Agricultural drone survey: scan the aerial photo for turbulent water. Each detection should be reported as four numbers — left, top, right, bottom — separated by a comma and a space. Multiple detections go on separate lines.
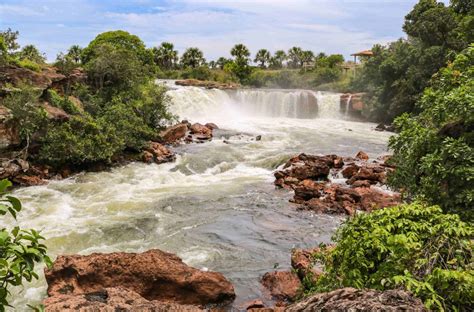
8, 82, 392, 310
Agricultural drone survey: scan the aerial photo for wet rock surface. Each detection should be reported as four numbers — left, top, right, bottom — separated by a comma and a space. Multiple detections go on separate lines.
274, 152, 400, 215
175, 79, 240, 90
44, 249, 235, 308
261, 271, 302, 303
285, 287, 427, 312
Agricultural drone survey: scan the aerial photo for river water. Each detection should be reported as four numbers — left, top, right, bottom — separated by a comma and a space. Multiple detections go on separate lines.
8, 83, 391, 310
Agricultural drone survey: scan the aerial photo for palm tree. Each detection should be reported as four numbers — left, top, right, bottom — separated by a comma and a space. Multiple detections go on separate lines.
254, 49, 271, 68
287, 46, 303, 68
19, 45, 46, 63
67, 45, 82, 64
216, 57, 230, 69
153, 42, 178, 70
301, 50, 315, 65
180, 47, 205, 68
230, 44, 250, 65
270, 50, 287, 68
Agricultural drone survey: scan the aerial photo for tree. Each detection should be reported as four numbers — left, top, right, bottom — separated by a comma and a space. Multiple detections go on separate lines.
0, 179, 51, 310
254, 49, 271, 68
85, 43, 145, 93
82, 30, 147, 64
0, 28, 19, 52
388, 45, 474, 221
0, 36, 7, 65
216, 57, 230, 69
180, 47, 205, 68
152, 42, 178, 70
3, 86, 47, 159
67, 45, 82, 64
230, 44, 250, 65
301, 50, 314, 65
270, 50, 287, 68
311, 203, 473, 311
288, 46, 303, 68
18, 45, 45, 64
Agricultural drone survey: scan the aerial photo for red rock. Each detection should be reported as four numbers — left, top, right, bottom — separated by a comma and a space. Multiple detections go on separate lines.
159, 123, 188, 143
355, 151, 369, 161
351, 180, 371, 188
141, 150, 154, 164
12, 174, 45, 186
341, 164, 359, 179
261, 271, 302, 302
355, 186, 401, 212
285, 287, 427, 311
144, 142, 176, 164
44, 249, 235, 306
205, 122, 219, 130
41, 102, 70, 121
333, 156, 344, 168
244, 299, 266, 310
290, 248, 323, 284
43, 287, 204, 312
190, 123, 212, 139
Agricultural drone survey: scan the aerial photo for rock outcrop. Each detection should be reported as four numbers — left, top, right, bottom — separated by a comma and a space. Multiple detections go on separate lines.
142, 142, 176, 164
261, 271, 302, 302
159, 123, 189, 143
0, 106, 19, 148
43, 287, 205, 312
175, 79, 239, 90
274, 152, 400, 215
340, 93, 365, 116
285, 288, 427, 312
44, 249, 235, 307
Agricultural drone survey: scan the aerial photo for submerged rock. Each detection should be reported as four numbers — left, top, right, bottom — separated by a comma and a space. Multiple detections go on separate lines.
285, 288, 427, 312
45, 249, 235, 306
43, 287, 205, 311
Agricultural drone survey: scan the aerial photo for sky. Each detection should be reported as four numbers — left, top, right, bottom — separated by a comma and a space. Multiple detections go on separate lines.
0, 0, 432, 62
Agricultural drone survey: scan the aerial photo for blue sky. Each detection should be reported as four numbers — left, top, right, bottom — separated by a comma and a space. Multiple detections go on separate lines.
1, 0, 434, 62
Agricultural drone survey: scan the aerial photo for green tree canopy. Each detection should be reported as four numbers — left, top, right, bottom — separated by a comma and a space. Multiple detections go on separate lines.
254, 49, 271, 68
180, 47, 205, 68
388, 44, 474, 220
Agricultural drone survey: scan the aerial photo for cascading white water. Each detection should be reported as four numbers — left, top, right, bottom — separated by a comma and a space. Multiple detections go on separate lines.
165, 85, 345, 123
345, 95, 352, 117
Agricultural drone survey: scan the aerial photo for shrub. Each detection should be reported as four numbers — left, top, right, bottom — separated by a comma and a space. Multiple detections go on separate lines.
12, 58, 41, 72
0, 179, 51, 310
45, 89, 79, 114
311, 203, 473, 311
388, 45, 474, 220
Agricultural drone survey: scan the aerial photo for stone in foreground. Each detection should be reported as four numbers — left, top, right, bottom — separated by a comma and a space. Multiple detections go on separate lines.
285, 287, 427, 312
44, 287, 204, 311
44, 249, 235, 306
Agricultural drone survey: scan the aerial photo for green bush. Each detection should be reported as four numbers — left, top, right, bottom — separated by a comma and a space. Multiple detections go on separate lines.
0, 179, 51, 310
45, 89, 79, 114
12, 58, 41, 72
389, 45, 474, 220
311, 202, 473, 311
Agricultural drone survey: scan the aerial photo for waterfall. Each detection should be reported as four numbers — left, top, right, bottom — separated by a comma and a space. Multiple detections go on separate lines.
345, 95, 352, 116
164, 83, 344, 122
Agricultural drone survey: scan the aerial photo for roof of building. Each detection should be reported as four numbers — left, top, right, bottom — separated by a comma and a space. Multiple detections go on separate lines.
350, 50, 374, 57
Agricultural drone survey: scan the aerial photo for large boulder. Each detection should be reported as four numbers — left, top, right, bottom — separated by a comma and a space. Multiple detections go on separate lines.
190, 122, 212, 140
159, 123, 189, 143
285, 288, 427, 311
44, 249, 235, 306
41, 102, 70, 121
43, 287, 204, 312
261, 271, 302, 302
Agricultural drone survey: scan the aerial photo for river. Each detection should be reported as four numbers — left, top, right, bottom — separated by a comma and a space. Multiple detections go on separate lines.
9, 83, 392, 310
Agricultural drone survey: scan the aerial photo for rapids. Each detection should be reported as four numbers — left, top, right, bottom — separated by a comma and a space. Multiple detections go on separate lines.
7, 82, 392, 310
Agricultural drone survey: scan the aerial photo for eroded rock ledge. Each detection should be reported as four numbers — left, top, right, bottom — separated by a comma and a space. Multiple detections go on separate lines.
274, 152, 400, 215
43, 249, 235, 310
